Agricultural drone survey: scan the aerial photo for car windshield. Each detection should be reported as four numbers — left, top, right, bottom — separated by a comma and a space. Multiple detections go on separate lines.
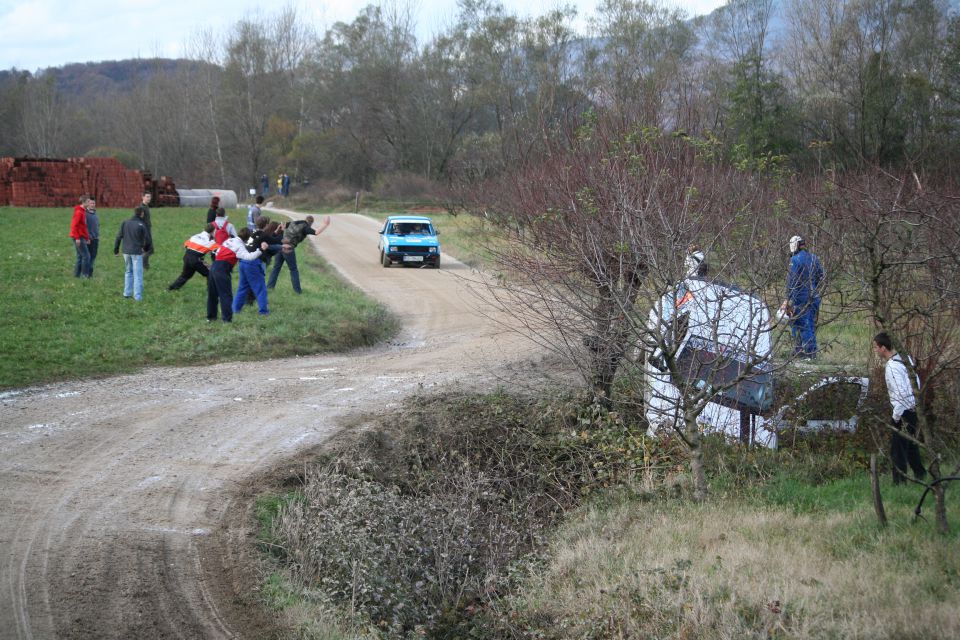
390, 222, 431, 235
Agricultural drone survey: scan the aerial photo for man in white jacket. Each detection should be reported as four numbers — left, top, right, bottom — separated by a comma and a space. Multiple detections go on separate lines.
873, 332, 927, 484
207, 228, 266, 323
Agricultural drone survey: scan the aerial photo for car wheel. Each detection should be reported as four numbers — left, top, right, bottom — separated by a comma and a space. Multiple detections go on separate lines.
433, 257, 441, 269
381, 250, 391, 267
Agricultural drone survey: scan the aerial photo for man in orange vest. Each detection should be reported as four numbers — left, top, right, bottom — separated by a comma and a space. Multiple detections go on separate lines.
168, 223, 219, 291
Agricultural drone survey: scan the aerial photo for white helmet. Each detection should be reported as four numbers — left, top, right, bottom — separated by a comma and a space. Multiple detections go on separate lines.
685, 250, 705, 277
789, 235, 803, 253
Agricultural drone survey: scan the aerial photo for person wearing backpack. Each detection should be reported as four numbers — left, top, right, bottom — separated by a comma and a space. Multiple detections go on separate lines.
212, 208, 237, 245
267, 215, 330, 294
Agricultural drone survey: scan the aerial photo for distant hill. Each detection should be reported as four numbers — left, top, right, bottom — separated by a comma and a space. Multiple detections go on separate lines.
0, 58, 215, 97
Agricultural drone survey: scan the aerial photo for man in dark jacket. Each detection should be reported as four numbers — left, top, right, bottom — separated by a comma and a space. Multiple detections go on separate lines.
267, 215, 330, 294
114, 207, 153, 301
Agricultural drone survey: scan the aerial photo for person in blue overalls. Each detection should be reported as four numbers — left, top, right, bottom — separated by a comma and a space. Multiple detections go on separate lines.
780, 235, 824, 358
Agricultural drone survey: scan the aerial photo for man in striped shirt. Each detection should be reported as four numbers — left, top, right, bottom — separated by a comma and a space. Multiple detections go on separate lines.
873, 332, 926, 484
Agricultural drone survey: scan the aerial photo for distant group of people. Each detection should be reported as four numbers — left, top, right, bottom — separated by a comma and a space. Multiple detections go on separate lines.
259, 172, 291, 197
67, 192, 329, 315
171, 195, 330, 322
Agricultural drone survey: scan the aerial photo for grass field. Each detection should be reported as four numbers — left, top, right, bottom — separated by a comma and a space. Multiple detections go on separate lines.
0, 206, 398, 390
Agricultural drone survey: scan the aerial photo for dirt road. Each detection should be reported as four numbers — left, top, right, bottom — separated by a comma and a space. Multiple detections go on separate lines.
0, 212, 547, 639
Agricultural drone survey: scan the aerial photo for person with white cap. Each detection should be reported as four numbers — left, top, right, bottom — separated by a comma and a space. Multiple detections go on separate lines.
780, 234, 824, 358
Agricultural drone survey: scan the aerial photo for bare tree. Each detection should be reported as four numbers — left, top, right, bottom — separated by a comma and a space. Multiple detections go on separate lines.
825, 168, 960, 532
469, 117, 797, 500
21, 74, 67, 157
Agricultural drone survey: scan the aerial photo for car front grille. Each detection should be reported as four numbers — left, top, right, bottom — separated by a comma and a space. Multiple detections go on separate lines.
394, 245, 433, 253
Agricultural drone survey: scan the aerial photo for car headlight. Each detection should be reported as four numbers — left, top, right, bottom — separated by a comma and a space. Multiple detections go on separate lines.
429, 247, 438, 253
387, 246, 394, 252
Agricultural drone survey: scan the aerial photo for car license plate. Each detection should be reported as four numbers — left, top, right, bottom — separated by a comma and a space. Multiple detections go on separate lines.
403, 256, 424, 262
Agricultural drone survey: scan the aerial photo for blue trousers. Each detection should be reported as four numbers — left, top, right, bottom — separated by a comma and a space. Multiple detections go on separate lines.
73, 240, 91, 278
207, 260, 234, 322
790, 299, 819, 355
233, 261, 269, 314
268, 248, 301, 293
122, 254, 143, 300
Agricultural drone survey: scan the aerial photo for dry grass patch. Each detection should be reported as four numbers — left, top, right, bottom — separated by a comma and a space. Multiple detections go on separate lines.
513, 497, 960, 639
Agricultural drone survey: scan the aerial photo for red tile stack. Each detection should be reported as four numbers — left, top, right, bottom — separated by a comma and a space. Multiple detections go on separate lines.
0, 157, 173, 208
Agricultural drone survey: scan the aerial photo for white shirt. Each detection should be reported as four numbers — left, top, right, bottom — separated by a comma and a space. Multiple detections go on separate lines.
884, 353, 918, 421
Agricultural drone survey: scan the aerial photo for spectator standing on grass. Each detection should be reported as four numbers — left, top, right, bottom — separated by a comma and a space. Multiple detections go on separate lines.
873, 332, 927, 484
113, 206, 152, 301
207, 227, 265, 323
206, 196, 221, 224
282, 172, 290, 196
85, 197, 100, 276
168, 223, 219, 291
261, 173, 269, 197
69, 195, 91, 278
780, 235, 824, 358
247, 195, 264, 231
268, 215, 330, 294
276, 174, 283, 196
138, 193, 154, 270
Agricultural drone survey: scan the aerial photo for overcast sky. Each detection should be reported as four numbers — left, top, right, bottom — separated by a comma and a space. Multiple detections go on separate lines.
1, 0, 726, 72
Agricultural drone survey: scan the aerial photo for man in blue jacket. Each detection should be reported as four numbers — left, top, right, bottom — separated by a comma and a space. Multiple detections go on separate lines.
780, 235, 824, 358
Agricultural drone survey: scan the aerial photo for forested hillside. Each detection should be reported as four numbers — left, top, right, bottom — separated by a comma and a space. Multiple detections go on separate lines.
1, 0, 958, 193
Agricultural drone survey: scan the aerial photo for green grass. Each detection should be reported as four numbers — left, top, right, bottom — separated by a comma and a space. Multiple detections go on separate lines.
0, 206, 399, 390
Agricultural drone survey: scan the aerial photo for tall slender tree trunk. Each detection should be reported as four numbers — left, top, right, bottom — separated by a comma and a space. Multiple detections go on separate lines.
686, 418, 708, 502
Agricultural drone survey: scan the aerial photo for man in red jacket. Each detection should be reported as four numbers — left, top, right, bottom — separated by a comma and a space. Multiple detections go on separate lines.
70, 195, 92, 278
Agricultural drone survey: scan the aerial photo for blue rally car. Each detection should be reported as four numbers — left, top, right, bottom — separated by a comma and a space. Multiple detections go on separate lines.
378, 215, 441, 268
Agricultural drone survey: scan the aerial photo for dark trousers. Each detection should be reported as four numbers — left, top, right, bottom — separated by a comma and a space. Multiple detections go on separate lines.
207, 260, 234, 322
891, 409, 926, 483
88, 238, 99, 275
142, 246, 153, 269
268, 248, 301, 293
169, 251, 210, 290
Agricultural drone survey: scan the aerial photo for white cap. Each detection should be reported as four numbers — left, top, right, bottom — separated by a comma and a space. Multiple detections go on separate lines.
789, 235, 803, 253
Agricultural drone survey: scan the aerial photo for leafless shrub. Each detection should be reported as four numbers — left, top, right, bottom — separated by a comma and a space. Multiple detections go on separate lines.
270, 393, 596, 635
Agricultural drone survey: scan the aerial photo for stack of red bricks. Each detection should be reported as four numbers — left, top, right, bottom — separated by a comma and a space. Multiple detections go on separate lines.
77, 157, 146, 208
0, 157, 148, 208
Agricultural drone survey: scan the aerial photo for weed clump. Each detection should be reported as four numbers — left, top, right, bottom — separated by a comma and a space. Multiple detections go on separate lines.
271, 392, 592, 635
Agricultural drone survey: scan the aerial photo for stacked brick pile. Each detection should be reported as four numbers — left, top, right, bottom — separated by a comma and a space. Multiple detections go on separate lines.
75, 157, 147, 207
0, 157, 168, 208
